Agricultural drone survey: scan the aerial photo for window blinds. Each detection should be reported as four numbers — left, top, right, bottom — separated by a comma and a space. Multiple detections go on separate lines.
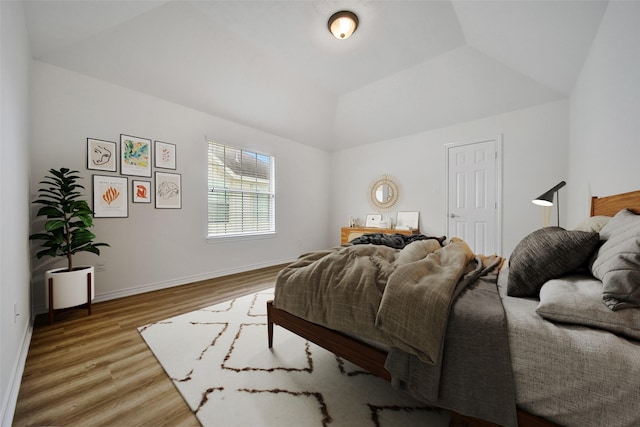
207, 142, 275, 237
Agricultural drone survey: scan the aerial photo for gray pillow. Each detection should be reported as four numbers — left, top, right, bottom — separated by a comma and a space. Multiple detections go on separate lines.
591, 208, 640, 310
537, 275, 640, 340
507, 227, 599, 297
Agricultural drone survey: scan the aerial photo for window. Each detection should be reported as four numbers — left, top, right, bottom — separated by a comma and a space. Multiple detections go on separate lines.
207, 142, 275, 237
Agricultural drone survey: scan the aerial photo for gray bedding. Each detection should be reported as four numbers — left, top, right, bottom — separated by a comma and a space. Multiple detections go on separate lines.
274, 239, 515, 424
274, 238, 479, 363
273, 236, 640, 427
499, 267, 640, 427
386, 261, 517, 427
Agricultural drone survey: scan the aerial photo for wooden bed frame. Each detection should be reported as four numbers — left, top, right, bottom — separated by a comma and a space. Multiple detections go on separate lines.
267, 189, 640, 427
591, 189, 640, 216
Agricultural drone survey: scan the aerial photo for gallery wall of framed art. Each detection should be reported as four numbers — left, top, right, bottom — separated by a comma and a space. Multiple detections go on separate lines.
86, 134, 182, 217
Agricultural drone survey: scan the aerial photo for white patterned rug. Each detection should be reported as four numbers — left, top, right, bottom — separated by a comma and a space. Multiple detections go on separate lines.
138, 289, 451, 426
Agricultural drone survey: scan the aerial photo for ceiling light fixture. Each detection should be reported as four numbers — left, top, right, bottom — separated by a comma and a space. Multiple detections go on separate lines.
328, 11, 359, 40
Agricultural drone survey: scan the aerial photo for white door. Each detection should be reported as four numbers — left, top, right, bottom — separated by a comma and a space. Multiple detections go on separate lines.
445, 137, 502, 255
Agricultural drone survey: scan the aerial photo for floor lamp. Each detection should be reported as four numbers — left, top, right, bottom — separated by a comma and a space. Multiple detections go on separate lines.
532, 181, 566, 226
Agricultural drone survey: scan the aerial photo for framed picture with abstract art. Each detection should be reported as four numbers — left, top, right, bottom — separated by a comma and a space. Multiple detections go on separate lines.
132, 180, 151, 203
93, 175, 128, 218
120, 134, 151, 177
87, 138, 117, 172
155, 172, 181, 209
154, 141, 176, 170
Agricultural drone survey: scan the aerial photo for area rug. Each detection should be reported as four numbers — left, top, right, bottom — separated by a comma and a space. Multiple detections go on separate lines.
138, 288, 451, 426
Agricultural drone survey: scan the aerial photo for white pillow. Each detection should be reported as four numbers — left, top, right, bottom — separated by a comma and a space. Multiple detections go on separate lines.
573, 215, 611, 233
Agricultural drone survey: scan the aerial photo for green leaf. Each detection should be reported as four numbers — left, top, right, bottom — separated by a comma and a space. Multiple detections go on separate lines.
35, 248, 58, 259
83, 246, 101, 256
72, 230, 96, 245
29, 233, 52, 241
44, 220, 66, 231
36, 206, 64, 218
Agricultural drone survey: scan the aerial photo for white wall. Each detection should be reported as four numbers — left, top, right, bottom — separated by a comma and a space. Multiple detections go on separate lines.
331, 0, 640, 257
29, 62, 331, 312
1, 1, 32, 425
568, 1, 640, 226
330, 99, 569, 257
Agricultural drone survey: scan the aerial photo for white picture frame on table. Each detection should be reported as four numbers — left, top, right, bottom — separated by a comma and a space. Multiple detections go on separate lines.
396, 211, 419, 230
365, 214, 382, 227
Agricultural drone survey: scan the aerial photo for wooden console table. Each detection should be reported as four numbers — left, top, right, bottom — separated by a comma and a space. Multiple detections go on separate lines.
341, 227, 420, 245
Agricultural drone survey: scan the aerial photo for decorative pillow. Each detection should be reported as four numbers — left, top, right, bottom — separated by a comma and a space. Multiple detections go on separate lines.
573, 215, 611, 233
537, 275, 640, 341
507, 227, 599, 297
590, 209, 640, 310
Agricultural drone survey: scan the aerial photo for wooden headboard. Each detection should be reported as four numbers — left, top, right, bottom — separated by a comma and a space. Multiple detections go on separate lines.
591, 189, 640, 216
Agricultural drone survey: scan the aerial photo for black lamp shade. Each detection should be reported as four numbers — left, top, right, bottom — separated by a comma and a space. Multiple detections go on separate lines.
532, 181, 566, 206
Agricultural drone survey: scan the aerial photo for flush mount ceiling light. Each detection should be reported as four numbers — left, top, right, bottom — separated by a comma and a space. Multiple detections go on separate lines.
328, 11, 359, 40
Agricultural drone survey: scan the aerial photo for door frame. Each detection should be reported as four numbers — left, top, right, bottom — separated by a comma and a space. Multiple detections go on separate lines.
444, 135, 503, 255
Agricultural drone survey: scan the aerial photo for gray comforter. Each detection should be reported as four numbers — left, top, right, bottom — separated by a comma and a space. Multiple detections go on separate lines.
275, 238, 478, 364
273, 238, 516, 425
386, 261, 518, 427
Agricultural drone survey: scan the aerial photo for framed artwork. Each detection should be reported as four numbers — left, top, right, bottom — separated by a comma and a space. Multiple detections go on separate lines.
87, 138, 117, 172
132, 180, 152, 203
120, 134, 152, 177
155, 172, 181, 209
365, 214, 382, 227
93, 175, 128, 218
154, 141, 176, 170
396, 211, 419, 230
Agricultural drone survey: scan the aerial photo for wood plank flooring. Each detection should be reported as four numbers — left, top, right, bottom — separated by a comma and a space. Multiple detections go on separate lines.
13, 265, 284, 426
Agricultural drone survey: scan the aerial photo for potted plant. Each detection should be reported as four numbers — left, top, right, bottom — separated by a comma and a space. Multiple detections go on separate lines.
29, 167, 109, 322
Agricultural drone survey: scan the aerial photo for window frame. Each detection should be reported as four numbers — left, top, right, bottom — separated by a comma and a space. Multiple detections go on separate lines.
207, 141, 276, 239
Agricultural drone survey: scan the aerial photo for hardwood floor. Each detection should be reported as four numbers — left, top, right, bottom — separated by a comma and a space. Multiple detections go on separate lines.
13, 265, 283, 426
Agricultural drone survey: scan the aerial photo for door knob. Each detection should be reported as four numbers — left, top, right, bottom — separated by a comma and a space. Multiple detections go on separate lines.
449, 213, 459, 218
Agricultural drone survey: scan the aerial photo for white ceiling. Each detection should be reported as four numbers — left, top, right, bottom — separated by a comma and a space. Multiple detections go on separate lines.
22, 0, 608, 151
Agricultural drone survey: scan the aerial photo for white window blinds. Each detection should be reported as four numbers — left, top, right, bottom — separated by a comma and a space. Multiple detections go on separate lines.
207, 142, 275, 237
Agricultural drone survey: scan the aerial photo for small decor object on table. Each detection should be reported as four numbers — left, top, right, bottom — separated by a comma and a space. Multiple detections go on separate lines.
365, 214, 382, 227
120, 134, 152, 177
155, 171, 181, 209
93, 175, 128, 218
29, 168, 110, 324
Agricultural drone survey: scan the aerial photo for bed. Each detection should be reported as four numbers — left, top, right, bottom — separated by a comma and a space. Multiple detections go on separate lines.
267, 190, 640, 427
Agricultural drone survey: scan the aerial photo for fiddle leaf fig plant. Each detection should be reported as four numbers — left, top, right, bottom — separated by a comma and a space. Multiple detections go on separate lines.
29, 168, 109, 272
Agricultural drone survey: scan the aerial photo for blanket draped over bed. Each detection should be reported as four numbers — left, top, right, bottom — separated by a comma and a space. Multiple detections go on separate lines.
385, 261, 518, 427
273, 238, 517, 426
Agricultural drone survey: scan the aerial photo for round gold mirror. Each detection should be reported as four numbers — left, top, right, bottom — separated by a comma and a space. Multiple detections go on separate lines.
369, 175, 399, 210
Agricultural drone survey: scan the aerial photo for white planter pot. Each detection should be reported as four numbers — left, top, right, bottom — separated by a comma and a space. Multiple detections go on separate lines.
44, 266, 95, 310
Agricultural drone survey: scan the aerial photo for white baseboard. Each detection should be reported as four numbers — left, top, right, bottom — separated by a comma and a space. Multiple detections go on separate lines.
1, 321, 33, 427
33, 258, 294, 315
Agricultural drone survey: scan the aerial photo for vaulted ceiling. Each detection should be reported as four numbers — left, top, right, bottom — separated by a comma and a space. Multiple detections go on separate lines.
22, 0, 608, 151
